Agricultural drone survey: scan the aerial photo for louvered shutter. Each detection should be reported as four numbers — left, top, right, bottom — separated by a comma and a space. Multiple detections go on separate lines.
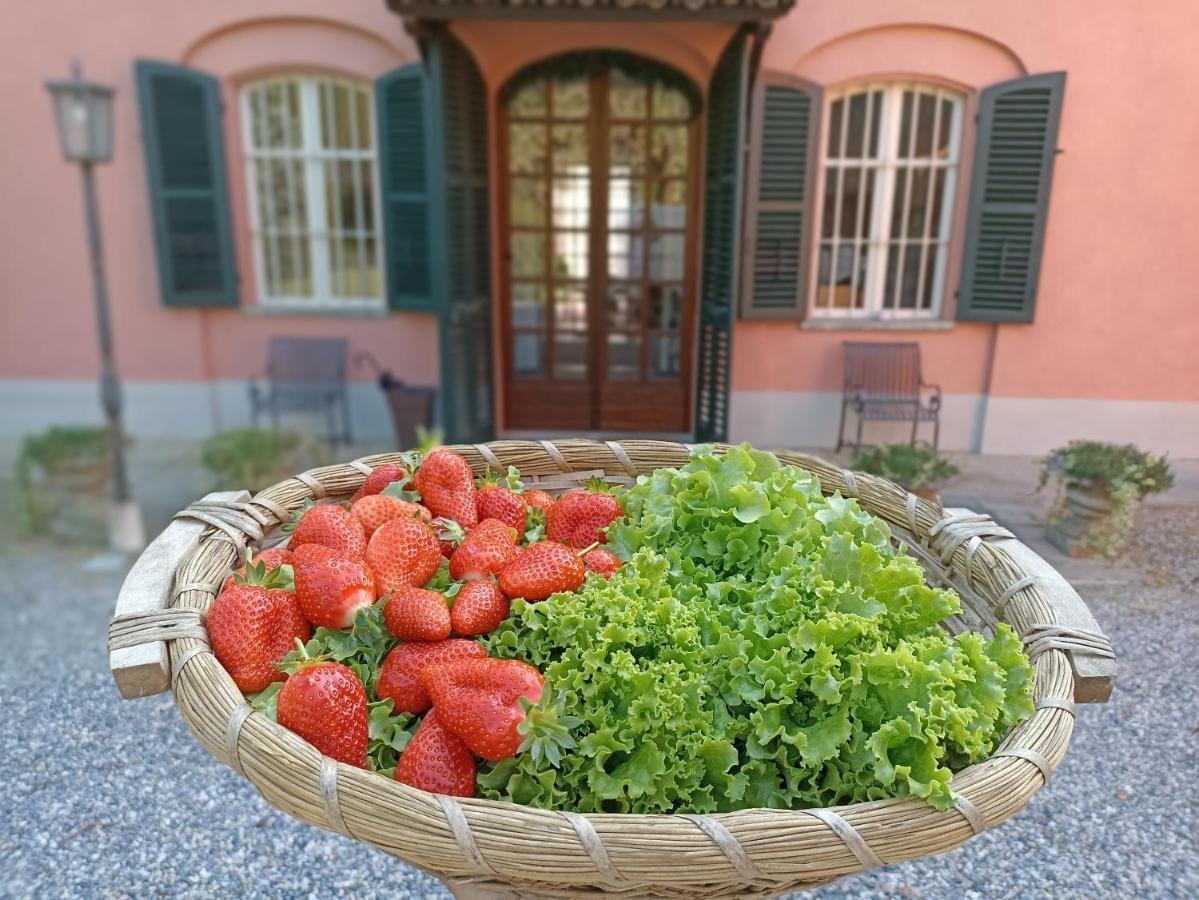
430, 30, 495, 443
957, 72, 1066, 323
376, 65, 436, 312
135, 60, 237, 307
693, 30, 748, 443
740, 76, 821, 319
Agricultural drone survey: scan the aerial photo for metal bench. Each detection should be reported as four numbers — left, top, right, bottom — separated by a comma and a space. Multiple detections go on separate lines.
249, 336, 352, 446
836, 341, 942, 452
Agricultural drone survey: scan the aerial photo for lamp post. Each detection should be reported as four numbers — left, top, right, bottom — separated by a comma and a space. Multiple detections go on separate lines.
46, 61, 144, 553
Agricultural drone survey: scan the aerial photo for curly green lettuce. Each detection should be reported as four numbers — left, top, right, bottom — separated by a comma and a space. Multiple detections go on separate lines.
482, 444, 1034, 813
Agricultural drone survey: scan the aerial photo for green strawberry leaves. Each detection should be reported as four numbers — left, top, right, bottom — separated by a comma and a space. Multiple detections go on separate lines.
381, 480, 422, 503
367, 698, 418, 777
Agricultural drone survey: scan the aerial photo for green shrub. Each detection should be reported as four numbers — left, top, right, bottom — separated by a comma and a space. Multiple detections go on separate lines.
850, 443, 959, 491
14, 425, 113, 535
199, 428, 327, 491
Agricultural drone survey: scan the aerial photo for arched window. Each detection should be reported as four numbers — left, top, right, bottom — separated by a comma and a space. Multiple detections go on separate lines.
814, 83, 964, 318
241, 75, 381, 308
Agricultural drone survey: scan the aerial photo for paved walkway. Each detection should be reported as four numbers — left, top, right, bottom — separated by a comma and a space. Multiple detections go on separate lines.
2, 444, 1196, 899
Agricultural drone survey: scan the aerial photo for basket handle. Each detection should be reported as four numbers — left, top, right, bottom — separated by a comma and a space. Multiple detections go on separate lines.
945, 507, 1115, 704
108, 489, 249, 700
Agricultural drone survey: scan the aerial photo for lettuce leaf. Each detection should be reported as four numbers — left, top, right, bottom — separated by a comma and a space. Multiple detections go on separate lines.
482, 444, 1034, 813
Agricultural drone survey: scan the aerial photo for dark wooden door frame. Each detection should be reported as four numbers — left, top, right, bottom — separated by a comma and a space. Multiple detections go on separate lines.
496, 61, 703, 433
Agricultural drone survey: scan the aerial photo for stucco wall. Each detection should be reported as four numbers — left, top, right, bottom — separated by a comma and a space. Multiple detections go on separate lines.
2, 1, 1197, 453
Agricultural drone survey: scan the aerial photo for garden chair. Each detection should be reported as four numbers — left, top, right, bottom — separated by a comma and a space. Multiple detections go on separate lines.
836, 341, 942, 452
249, 336, 352, 447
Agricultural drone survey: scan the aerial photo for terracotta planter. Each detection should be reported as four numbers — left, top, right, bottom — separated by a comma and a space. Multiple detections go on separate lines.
1046, 481, 1114, 557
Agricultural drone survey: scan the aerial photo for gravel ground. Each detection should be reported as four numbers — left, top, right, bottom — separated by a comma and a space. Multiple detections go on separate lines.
2, 538, 1195, 900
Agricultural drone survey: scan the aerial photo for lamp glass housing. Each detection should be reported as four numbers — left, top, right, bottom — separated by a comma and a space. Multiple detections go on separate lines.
46, 78, 114, 163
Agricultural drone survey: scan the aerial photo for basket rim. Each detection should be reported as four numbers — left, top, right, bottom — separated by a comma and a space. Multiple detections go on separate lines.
166, 439, 1086, 897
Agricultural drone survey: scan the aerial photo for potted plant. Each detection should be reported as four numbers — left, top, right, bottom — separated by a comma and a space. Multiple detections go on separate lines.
850, 442, 960, 501
15, 425, 113, 539
199, 428, 329, 491
1038, 440, 1173, 558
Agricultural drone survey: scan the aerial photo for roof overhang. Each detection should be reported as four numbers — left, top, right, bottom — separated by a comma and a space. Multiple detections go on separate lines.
386, 0, 795, 22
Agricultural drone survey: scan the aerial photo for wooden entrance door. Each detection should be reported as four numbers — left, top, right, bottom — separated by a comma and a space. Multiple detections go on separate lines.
501, 66, 699, 432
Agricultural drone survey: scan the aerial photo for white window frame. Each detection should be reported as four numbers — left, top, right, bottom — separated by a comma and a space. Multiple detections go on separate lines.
812, 82, 963, 320
241, 74, 385, 312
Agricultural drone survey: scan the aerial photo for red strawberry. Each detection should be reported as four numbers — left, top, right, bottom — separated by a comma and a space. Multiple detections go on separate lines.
435, 518, 467, 559
423, 658, 544, 761
450, 580, 510, 636
476, 484, 526, 534
394, 709, 475, 797
582, 547, 622, 579
350, 462, 409, 502
546, 484, 623, 548
290, 503, 367, 559
351, 494, 431, 539
375, 639, 486, 713
365, 516, 442, 595
449, 518, 521, 581
221, 547, 293, 593
208, 570, 310, 694
497, 541, 585, 601
384, 586, 452, 642
415, 449, 478, 527
522, 489, 554, 513
292, 543, 376, 628
277, 660, 368, 767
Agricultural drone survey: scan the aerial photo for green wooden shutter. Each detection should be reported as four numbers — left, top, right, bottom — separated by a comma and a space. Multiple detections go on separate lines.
428, 30, 495, 443
957, 72, 1066, 323
740, 76, 820, 319
693, 30, 749, 443
376, 65, 436, 312
135, 60, 236, 307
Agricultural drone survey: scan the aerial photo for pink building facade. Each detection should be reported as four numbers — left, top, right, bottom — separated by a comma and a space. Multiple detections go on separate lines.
2, 0, 1197, 454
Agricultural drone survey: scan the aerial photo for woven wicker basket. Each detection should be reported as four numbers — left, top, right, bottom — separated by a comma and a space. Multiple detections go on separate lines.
108, 440, 1115, 899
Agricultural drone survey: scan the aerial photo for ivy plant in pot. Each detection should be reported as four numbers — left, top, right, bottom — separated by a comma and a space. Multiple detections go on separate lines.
849, 442, 960, 503
1038, 440, 1173, 558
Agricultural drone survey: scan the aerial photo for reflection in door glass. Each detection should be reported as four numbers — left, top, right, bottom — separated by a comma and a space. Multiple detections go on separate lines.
607, 233, 644, 279
649, 234, 685, 281
648, 285, 681, 330
512, 283, 546, 326
607, 333, 641, 380
607, 285, 642, 329
609, 178, 645, 228
553, 285, 588, 331
514, 333, 542, 375
553, 332, 587, 380
649, 333, 681, 379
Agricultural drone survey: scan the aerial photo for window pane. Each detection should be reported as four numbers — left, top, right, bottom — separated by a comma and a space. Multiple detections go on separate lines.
551, 78, 588, 118
364, 237, 380, 297
552, 232, 588, 279
650, 179, 687, 228
831, 244, 854, 308
610, 71, 647, 118
511, 177, 547, 227
884, 243, 900, 310
907, 167, 930, 238
511, 233, 545, 278
607, 333, 641, 380
898, 243, 922, 309
914, 92, 936, 159
551, 125, 587, 173
551, 176, 589, 228
816, 244, 832, 307
921, 245, 942, 310
890, 171, 908, 239
648, 285, 682, 329
822, 168, 840, 238
937, 97, 955, 160
826, 97, 844, 157
360, 161, 375, 231
648, 333, 681, 380
510, 124, 547, 174
609, 178, 645, 228
845, 92, 867, 158
510, 81, 547, 118
607, 284, 641, 329
928, 168, 948, 239
868, 90, 883, 158
514, 333, 543, 375
898, 90, 914, 157
554, 285, 588, 331
608, 233, 643, 279
553, 333, 587, 379
356, 88, 372, 150
610, 124, 646, 175
649, 234, 685, 281
839, 168, 860, 239
652, 83, 689, 120
512, 283, 546, 327
650, 125, 689, 176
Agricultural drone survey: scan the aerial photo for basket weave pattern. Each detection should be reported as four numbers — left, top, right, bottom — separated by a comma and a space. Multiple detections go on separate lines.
162, 440, 1088, 898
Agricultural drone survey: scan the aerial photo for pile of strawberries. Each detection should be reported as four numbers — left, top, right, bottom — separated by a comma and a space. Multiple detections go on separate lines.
206, 449, 624, 797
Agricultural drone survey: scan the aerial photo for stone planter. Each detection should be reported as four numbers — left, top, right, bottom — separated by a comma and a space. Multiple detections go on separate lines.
21, 457, 110, 543
1045, 481, 1115, 557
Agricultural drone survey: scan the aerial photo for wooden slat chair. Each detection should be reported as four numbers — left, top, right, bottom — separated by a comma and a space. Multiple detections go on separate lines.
836, 341, 942, 452
249, 336, 352, 447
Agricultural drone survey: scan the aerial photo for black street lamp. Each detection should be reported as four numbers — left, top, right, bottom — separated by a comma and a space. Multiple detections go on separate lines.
46, 61, 144, 552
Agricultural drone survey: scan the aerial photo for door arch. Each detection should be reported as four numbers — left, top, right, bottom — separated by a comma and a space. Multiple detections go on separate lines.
498, 52, 702, 432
